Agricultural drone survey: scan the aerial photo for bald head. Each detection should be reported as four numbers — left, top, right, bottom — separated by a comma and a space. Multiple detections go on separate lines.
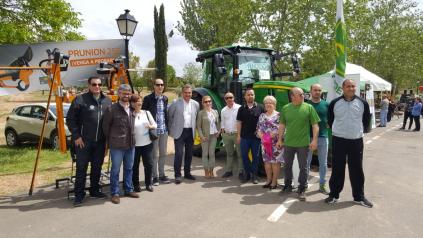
290, 87, 304, 105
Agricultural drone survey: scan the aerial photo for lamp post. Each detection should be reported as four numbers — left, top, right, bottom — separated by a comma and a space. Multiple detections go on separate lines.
116, 9, 138, 91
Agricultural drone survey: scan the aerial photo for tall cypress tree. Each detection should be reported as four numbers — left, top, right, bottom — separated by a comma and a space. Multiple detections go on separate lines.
153, 4, 168, 90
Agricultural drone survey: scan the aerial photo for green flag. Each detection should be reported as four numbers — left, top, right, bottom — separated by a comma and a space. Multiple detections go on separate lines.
334, 0, 347, 96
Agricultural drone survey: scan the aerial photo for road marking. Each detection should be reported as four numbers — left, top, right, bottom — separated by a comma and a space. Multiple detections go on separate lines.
366, 140, 372, 144
267, 182, 316, 223
267, 199, 296, 222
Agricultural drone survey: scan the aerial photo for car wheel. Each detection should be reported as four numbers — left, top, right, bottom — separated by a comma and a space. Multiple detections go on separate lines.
51, 131, 59, 150
5, 129, 18, 147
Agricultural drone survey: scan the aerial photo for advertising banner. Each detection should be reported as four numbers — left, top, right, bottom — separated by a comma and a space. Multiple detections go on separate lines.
0, 39, 124, 95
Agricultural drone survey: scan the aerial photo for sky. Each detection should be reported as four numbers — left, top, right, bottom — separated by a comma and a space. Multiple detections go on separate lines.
67, 0, 423, 76
66, 0, 199, 76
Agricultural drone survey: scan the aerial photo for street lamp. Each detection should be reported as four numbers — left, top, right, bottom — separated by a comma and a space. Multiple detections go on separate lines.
116, 9, 138, 91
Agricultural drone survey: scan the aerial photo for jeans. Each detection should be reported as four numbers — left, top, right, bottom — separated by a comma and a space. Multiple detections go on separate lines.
174, 128, 194, 178
284, 146, 309, 191
110, 148, 135, 196
221, 132, 243, 174
380, 109, 388, 126
413, 115, 421, 131
152, 133, 168, 179
74, 141, 105, 198
201, 134, 217, 169
133, 143, 154, 188
402, 111, 413, 129
306, 137, 328, 185
240, 138, 261, 175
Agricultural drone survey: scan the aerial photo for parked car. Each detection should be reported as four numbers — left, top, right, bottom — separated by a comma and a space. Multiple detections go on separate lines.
4, 103, 71, 149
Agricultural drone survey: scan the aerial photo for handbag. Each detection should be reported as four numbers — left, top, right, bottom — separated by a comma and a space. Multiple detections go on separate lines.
145, 110, 158, 141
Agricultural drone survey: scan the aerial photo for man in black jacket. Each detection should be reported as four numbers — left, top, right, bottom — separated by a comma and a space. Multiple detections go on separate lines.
142, 78, 170, 185
66, 76, 112, 207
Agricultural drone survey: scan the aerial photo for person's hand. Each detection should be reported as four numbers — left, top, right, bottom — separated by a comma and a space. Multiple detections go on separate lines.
75, 137, 85, 149
257, 131, 263, 140
202, 136, 208, 142
309, 140, 317, 151
276, 139, 283, 149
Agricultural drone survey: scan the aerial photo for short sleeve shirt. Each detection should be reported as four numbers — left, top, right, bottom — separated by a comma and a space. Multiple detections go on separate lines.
280, 103, 320, 147
237, 103, 265, 139
307, 100, 329, 138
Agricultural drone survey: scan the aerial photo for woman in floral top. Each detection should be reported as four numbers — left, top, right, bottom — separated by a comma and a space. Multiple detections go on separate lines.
256, 96, 284, 189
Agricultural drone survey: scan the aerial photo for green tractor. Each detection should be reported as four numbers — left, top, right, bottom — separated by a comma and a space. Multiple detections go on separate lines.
192, 45, 310, 157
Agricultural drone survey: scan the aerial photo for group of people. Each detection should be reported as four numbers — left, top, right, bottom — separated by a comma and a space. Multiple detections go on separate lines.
67, 76, 373, 208
400, 95, 422, 131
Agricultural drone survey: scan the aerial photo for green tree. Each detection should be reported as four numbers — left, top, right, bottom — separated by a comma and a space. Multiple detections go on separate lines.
182, 62, 202, 86
0, 0, 84, 44
177, 0, 253, 51
154, 4, 168, 89
141, 59, 176, 90
128, 52, 144, 94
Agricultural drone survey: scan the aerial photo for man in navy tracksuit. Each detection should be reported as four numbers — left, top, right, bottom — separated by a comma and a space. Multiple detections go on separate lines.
325, 79, 373, 208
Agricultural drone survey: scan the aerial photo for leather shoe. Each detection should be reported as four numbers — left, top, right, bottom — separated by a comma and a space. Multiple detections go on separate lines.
90, 191, 107, 199
111, 195, 120, 204
175, 177, 182, 184
134, 186, 142, 193
221, 171, 233, 178
184, 174, 196, 180
146, 185, 154, 192
124, 192, 139, 198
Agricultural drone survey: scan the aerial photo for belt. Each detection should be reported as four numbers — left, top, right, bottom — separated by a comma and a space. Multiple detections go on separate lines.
224, 131, 237, 135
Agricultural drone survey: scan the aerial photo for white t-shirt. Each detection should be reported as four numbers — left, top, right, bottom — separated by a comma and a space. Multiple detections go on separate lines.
134, 110, 157, 146
221, 103, 241, 133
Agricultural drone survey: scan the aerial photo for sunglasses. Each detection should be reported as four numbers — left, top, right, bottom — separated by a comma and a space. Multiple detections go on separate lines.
91, 83, 102, 87
225, 96, 233, 99
155, 84, 164, 87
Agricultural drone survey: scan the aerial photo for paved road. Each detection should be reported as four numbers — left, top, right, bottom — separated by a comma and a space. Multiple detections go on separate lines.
0, 117, 422, 238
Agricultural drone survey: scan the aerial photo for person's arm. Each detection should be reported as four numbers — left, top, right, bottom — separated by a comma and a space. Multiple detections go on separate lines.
276, 123, 285, 148
196, 110, 205, 141
310, 123, 319, 151
146, 111, 157, 129
102, 106, 112, 140
328, 100, 336, 128
236, 107, 243, 144
66, 96, 85, 148
362, 99, 371, 133
256, 114, 263, 139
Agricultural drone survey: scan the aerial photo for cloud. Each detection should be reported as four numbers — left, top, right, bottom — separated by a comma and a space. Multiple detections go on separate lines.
67, 0, 200, 76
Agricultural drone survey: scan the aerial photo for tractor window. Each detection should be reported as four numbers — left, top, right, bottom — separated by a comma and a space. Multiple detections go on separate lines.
216, 55, 233, 98
201, 59, 213, 88
238, 51, 271, 87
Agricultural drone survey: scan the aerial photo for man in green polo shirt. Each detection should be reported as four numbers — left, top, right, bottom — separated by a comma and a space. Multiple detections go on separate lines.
277, 87, 320, 201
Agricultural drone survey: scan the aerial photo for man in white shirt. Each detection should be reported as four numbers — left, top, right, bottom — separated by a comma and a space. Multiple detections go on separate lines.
220, 92, 243, 179
168, 84, 200, 184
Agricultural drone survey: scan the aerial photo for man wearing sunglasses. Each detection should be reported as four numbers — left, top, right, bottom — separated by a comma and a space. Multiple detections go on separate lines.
142, 78, 170, 185
220, 92, 243, 179
67, 76, 112, 207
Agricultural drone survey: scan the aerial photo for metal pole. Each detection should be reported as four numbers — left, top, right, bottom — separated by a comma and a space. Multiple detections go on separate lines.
124, 38, 134, 93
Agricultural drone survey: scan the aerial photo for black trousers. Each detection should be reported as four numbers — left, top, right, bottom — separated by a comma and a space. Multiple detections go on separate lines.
132, 143, 154, 187
413, 116, 420, 131
74, 141, 106, 198
329, 136, 365, 200
174, 128, 194, 178
403, 111, 413, 129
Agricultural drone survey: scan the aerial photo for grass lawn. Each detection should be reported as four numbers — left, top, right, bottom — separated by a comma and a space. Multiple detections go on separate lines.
0, 145, 70, 176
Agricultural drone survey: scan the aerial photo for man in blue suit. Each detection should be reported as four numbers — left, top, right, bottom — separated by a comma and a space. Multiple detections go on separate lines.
168, 84, 200, 184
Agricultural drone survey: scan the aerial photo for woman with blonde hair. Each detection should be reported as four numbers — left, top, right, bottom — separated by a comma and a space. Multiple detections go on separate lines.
196, 96, 220, 178
256, 95, 283, 189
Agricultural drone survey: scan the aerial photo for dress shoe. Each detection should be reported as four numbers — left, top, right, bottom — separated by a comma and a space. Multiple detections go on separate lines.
90, 191, 107, 199
124, 192, 139, 198
175, 177, 182, 184
262, 182, 271, 188
221, 171, 233, 178
111, 195, 120, 204
269, 184, 278, 190
134, 186, 142, 193
159, 176, 171, 184
184, 174, 196, 180
146, 185, 154, 192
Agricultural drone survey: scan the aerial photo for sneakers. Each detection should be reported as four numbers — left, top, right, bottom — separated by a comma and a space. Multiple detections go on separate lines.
298, 191, 306, 201
319, 184, 329, 195
354, 198, 373, 208
152, 177, 160, 186
281, 184, 293, 193
324, 196, 339, 204
251, 174, 259, 184
159, 176, 171, 184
